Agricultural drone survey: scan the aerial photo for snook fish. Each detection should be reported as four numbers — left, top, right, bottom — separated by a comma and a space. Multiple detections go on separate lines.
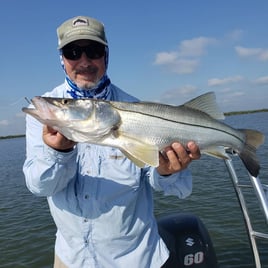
22, 92, 265, 177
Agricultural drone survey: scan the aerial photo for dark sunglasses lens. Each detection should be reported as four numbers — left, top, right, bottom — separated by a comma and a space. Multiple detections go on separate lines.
85, 44, 105, 59
62, 43, 105, 60
62, 46, 82, 60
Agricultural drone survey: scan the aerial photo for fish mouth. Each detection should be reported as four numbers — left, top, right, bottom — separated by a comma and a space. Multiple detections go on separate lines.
30, 96, 42, 108
22, 96, 57, 120
28, 97, 47, 112
22, 97, 39, 114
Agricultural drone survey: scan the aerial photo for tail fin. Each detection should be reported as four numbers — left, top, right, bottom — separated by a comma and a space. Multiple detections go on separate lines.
238, 129, 265, 177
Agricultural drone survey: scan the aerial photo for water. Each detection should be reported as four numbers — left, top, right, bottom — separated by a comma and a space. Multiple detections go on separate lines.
0, 138, 55, 267
1, 113, 268, 267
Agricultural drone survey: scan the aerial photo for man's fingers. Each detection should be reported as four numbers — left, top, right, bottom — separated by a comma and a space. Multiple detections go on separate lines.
187, 141, 201, 160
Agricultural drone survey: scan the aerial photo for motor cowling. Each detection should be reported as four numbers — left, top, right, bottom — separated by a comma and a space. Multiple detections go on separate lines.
158, 212, 218, 268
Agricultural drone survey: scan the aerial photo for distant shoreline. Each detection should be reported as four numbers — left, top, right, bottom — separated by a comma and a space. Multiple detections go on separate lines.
0, 134, 25, 140
1, 109, 267, 140
224, 108, 268, 116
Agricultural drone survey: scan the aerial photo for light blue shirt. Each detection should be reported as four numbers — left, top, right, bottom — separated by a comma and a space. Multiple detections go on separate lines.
23, 82, 192, 268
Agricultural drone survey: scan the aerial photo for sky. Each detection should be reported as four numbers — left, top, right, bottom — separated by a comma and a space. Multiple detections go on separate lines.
1, 0, 268, 136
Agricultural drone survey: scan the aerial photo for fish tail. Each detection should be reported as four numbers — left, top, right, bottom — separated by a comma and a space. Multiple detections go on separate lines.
238, 129, 265, 177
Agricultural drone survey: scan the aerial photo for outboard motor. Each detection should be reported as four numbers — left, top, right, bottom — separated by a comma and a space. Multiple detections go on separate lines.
158, 212, 218, 268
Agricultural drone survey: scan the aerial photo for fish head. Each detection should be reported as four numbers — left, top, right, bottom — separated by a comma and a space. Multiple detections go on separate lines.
23, 97, 93, 123
22, 97, 121, 142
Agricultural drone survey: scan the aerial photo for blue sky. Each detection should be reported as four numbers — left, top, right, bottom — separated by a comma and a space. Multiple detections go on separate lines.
1, 0, 268, 136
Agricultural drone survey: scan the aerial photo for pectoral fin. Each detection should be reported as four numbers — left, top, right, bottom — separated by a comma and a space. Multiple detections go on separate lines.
117, 135, 159, 167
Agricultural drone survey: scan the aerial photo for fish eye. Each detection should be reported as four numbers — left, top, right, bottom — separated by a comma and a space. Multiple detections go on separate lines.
62, 99, 69, 105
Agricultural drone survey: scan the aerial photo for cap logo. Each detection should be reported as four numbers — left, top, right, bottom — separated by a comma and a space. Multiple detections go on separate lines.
72, 18, 89, 27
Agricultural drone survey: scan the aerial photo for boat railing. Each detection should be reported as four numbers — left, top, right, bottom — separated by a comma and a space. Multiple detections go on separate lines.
224, 157, 268, 268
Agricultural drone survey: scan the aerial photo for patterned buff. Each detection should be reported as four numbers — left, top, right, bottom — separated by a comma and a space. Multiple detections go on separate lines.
60, 46, 111, 100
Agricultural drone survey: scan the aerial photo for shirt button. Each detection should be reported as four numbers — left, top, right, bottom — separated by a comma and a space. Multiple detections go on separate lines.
85, 194, 89, 199
84, 218, 88, 222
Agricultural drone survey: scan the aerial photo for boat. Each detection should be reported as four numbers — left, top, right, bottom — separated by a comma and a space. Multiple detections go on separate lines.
157, 151, 268, 267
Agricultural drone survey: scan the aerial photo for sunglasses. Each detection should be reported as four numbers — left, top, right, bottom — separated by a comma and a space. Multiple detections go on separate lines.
62, 42, 105, 60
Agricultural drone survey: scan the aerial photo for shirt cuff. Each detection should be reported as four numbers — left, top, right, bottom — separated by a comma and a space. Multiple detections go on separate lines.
149, 168, 192, 198
43, 143, 77, 164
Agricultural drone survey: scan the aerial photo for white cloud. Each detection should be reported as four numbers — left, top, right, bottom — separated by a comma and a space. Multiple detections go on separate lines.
0, 116, 26, 136
254, 76, 268, 85
224, 29, 244, 42
0, 120, 9, 126
177, 37, 217, 57
160, 85, 199, 104
178, 85, 198, 95
170, 59, 200, 74
229, 91, 245, 97
16, 112, 26, 118
217, 91, 246, 109
235, 46, 268, 61
154, 52, 178, 65
154, 36, 217, 74
219, 87, 232, 93
208, 75, 243, 86
235, 46, 262, 56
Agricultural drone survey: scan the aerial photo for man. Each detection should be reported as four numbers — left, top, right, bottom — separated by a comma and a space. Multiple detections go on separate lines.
23, 16, 200, 268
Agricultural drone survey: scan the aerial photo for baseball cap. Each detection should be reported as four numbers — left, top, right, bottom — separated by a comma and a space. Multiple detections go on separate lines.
57, 16, 108, 49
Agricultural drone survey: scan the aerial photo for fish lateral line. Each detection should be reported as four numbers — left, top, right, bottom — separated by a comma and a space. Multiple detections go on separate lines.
114, 104, 246, 145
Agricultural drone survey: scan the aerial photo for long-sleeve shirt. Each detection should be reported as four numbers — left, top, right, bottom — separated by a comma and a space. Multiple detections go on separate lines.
23, 81, 193, 268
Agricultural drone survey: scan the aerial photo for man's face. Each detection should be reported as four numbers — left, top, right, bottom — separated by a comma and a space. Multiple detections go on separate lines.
62, 39, 106, 90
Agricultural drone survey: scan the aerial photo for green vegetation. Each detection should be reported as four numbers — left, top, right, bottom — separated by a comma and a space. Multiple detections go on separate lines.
224, 108, 268, 116
0, 134, 25, 140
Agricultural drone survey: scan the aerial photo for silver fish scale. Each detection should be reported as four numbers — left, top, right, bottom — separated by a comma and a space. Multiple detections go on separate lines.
116, 106, 244, 152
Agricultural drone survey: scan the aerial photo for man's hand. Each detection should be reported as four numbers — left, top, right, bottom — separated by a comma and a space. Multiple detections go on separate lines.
43, 125, 76, 152
157, 141, 200, 176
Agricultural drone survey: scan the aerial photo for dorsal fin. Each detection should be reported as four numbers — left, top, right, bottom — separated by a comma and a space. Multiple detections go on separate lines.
183, 92, 225, 120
